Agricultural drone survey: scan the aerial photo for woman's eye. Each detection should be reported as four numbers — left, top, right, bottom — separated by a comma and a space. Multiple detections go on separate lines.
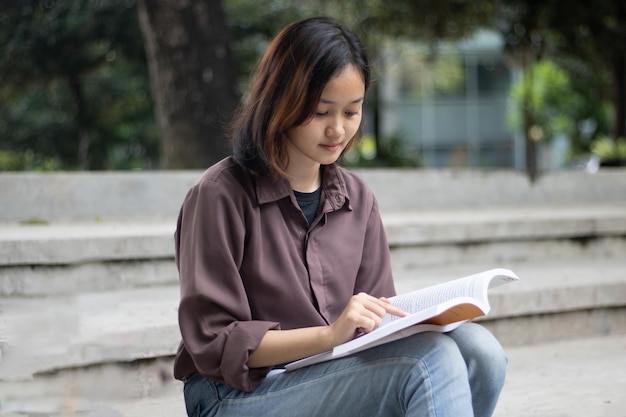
315, 110, 359, 117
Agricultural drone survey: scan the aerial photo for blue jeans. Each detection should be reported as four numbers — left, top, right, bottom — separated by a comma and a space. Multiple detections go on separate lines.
183, 323, 506, 417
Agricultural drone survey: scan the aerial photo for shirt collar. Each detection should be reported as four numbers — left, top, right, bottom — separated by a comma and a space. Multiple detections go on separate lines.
320, 164, 351, 211
254, 174, 292, 204
253, 164, 351, 211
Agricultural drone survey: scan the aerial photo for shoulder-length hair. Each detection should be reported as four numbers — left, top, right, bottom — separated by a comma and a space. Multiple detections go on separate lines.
230, 16, 371, 178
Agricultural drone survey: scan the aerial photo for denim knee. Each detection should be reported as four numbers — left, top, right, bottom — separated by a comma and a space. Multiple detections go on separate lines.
397, 332, 474, 416
448, 323, 507, 383
446, 323, 507, 417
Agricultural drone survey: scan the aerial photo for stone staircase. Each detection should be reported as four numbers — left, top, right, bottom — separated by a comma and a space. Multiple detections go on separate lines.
0, 168, 625, 415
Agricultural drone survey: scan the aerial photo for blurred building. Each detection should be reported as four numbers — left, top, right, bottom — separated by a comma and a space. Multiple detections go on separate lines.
378, 30, 519, 169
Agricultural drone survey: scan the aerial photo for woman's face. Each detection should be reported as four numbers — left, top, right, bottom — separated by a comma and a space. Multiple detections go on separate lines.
285, 65, 365, 172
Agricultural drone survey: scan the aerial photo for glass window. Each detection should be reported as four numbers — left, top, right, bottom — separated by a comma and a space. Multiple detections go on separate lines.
477, 59, 510, 94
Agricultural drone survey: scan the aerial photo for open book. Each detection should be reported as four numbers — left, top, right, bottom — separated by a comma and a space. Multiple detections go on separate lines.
285, 268, 519, 371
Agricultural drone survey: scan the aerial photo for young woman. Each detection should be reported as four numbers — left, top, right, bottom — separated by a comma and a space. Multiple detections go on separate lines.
174, 16, 506, 417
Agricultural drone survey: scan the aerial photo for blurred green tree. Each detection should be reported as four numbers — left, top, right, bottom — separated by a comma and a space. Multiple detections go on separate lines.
2, 0, 623, 171
0, 0, 158, 170
508, 61, 587, 143
540, 0, 625, 141
491, 0, 624, 178
349, 0, 624, 178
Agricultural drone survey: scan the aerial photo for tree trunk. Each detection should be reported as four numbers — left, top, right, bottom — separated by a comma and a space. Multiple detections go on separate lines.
612, 54, 626, 140
68, 74, 92, 170
136, 0, 239, 169
522, 61, 538, 182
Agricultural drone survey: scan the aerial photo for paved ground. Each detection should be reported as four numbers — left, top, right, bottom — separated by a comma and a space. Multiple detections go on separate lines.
95, 333, 626, 417
494, 333, 626, 417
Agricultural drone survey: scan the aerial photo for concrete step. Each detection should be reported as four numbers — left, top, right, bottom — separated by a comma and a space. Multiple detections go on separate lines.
1, 204, 624, 409
0, 285, 180, 380
2, 169, 624, 415
0, 259, 178, 297
1, 335, 624, 417
2, 205, 624, 296
393, 259, 626, 347
391, 235, 626, 269
385, 205, 626, 268
1, 257, 624, 394
94, 333, 626, 417
0, 222, 175, 266
0, 221, 178, 296
3, 169, 625, 223
4, 206, 624, 267
383, 205, 626, 246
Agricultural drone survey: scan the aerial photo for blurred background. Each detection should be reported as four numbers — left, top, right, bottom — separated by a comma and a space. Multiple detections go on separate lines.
1, 0, 625, 179
1, 3, 626, 415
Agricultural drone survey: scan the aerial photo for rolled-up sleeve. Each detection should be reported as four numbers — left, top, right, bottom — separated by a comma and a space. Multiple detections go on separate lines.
175, 176, 280, 392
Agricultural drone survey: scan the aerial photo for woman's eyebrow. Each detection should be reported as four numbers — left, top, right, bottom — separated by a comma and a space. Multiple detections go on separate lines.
319, 97, 364, 105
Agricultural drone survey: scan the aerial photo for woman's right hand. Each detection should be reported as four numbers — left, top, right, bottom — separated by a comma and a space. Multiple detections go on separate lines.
248, 293, 407, 368
326, 293, 407, 347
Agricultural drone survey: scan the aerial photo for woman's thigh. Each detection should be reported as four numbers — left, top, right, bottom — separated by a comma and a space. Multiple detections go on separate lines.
184, 331, 475, 417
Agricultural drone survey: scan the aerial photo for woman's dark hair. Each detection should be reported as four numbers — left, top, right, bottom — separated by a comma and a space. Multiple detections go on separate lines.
230, 16, 371, 177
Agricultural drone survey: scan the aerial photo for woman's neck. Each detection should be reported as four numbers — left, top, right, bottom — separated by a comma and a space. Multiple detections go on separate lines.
286, 164, 322, 193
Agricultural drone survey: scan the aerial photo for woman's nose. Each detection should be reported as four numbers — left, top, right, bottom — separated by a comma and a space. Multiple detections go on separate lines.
325, 117, 344, 138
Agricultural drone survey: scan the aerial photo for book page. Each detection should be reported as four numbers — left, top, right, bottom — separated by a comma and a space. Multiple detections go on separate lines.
285, 321, 465, 371
381, 269, 516, 326
284, 268, 519, 371
422, 303, 485, 325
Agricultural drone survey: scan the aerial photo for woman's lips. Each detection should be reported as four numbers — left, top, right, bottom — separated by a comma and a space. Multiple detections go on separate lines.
320, 143, 343, 152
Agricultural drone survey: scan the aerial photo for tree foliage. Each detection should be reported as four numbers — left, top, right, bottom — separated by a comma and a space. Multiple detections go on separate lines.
357, 0, 624, 177
1, 0, 623, 171
544, 0, 626, 140
0, 0, 158, 170
508, 61, 583, 141
496, 0, 624, 176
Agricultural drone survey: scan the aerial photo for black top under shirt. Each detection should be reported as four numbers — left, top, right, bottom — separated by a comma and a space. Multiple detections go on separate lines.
294, 187, 322, 225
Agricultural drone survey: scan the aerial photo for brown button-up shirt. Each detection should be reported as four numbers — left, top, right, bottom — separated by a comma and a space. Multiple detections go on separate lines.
173, 156, 396, 392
